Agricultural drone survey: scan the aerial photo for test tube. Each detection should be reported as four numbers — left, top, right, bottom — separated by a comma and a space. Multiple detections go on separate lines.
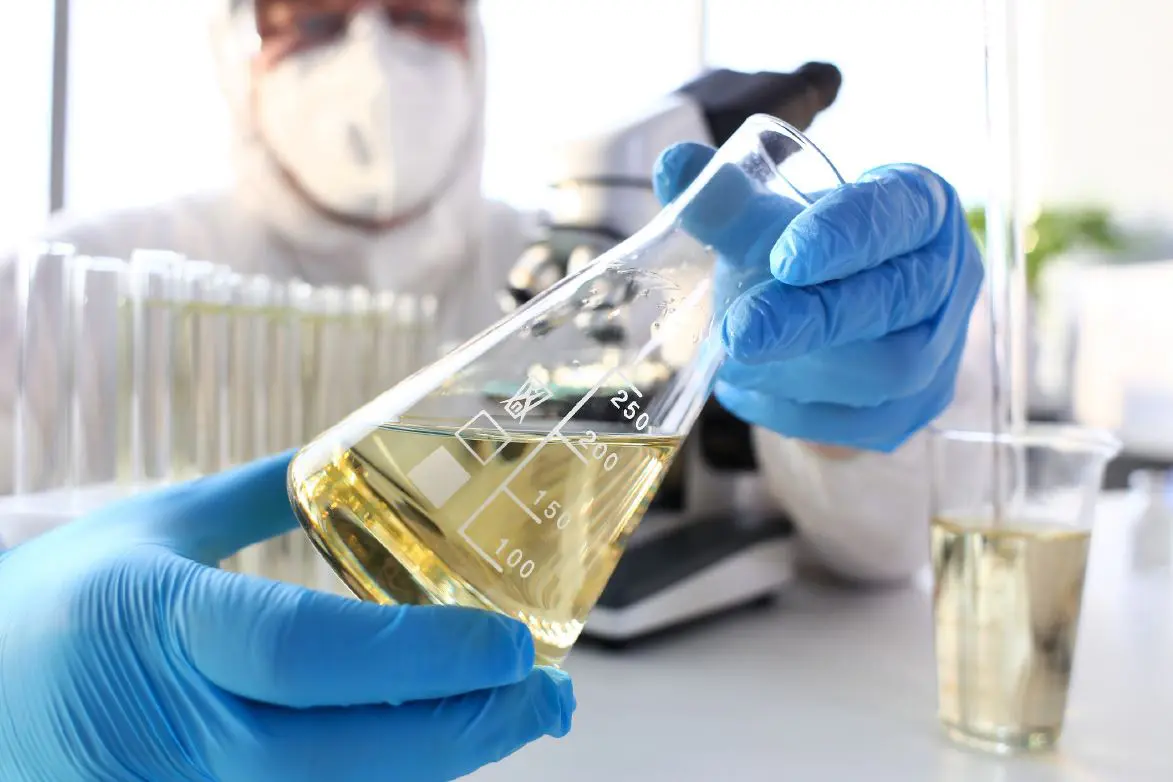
215, 272, 243, 575
295, 285, 315, 444
173, 262, 233, 479
218, 273, 255, 575
264, 281, 301, 454
218, 272, 243, 473
225, 274, 274, 469
11, 242, 77, 494
371, 290, 399, 395
114, 271, 134, 484
300, 285, 347, 439
392, 294, 418, 389
344, 285, 377, 413
68, 256, 128, 486
222, 274, 299, 581
286, 280, 350, 592
418, 294, 440, 369
403, 293, 439, 378
284, 280, 313, 451
268, 281, 348, 592
126, 253, 185, 483
167, 263, 196, 482
327, 286, 358, 430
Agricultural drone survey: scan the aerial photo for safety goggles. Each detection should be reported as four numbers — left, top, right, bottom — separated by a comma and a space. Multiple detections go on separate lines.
254, 0, 471, 62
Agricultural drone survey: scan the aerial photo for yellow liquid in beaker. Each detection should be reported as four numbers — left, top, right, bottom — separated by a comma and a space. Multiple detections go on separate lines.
290, 420, 679, 666
931, 516, 1092, 752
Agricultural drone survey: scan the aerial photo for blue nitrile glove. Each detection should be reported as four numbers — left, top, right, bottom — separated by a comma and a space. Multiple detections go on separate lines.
653, 142, 984, 452
0, 452, 574, 782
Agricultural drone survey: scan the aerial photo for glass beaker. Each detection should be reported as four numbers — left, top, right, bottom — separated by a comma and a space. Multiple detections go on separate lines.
928, 425, 1121, 754
287, 114, 845, 666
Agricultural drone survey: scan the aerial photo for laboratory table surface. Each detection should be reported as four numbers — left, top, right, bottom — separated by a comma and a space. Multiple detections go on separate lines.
471, 492, 1173, 782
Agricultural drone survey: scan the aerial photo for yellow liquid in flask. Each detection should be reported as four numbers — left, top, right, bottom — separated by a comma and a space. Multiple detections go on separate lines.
290, 419, 680, 666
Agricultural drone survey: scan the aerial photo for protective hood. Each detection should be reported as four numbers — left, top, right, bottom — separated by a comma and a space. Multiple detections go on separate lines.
207, 1, 487, 294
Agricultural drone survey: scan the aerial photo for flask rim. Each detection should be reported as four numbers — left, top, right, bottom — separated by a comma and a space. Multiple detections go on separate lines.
929, 423, 1123, 460
739, 113, 846, 204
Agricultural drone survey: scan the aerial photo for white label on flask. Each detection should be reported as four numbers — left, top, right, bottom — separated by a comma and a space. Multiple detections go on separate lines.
408, 447, 471, 509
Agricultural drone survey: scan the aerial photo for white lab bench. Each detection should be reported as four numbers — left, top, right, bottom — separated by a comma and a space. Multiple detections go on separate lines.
472, 493, 1173, 782
2, 489, 1168, 780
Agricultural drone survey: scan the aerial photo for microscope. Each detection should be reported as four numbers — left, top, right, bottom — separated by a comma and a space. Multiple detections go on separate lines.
497, 63, 843, 644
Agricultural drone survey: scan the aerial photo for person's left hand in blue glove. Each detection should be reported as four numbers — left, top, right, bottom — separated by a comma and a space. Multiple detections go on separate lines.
0, 452, 574, 782
653, 142, 984, 453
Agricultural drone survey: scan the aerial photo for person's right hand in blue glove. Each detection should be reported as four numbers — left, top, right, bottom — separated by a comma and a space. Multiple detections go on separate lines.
0, 452, 574, 782
654, 143, 984, 453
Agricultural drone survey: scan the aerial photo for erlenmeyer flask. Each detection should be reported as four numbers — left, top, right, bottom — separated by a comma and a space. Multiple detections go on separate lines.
288, 114, 845, 665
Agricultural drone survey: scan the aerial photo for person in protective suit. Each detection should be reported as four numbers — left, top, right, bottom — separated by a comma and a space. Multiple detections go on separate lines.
0, 1, 990, 779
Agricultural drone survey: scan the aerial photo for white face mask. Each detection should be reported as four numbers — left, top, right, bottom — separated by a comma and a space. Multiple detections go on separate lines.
254, 9, 474, 222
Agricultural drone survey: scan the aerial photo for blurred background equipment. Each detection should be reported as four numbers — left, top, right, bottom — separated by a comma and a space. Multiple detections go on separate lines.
1, 244, 438, 591
1127, 468, 1173, 572
6, 0, 1171, 483
1065, 260, 1173, 468
963, 0, 1173, 489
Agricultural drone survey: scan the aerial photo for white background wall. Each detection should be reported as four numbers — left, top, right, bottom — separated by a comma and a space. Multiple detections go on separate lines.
479, 0, 705, 210
705, 0, 989, 198
1, 1, 1171, 249
0, 4, 54, 248
64, 0, 234, 216
1031, 0, 1173, 232
705, 0, 1173, 241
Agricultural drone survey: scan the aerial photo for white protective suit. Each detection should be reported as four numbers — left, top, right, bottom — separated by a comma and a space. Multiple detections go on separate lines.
0, 2, 992, 583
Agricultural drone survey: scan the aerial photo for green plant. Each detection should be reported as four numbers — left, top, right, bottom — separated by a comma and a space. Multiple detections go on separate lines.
965, 206, 1127, 296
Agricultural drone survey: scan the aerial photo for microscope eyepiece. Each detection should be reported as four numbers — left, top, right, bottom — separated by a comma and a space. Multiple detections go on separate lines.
675, 62, 843, 146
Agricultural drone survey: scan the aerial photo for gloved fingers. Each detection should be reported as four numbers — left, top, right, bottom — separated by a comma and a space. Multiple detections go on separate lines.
135, 449, 299, 564
230, 667, 574, 782
653, 141, 714, 204
721, 319, 973, 406
173, 562, 535, 708
771, 163, 955, 286
717, 325, 939, 407
714, 339, 966, 452
720, 242, 959, 364
716, 383, 948, 453
712, 255, 774, 322
653, 142, 805, 269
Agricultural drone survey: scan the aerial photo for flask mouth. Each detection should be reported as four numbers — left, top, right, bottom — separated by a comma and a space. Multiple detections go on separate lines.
743, 113, 846, 205
654, 112, 845, 235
